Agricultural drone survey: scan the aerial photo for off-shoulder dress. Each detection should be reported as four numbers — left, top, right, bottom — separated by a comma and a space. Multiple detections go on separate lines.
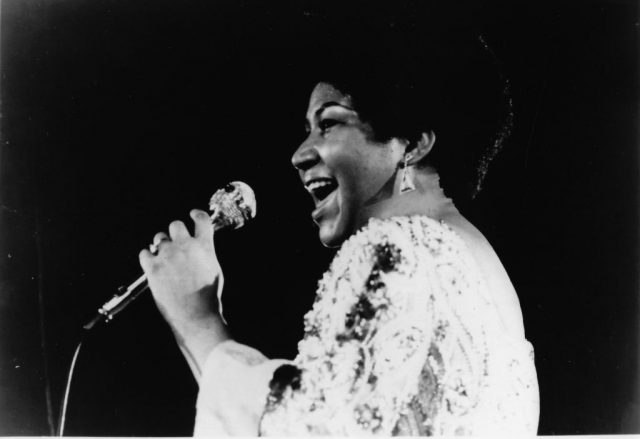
193, 215, 539, 436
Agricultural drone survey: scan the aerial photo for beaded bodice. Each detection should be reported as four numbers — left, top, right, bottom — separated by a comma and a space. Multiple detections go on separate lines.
258, 216, 538, 436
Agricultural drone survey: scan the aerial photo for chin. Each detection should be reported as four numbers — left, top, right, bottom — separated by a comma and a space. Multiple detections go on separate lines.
315, 192, 356, 248
318, 219, 348, 248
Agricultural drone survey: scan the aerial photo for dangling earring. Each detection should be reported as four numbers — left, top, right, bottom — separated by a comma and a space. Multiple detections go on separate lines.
399, 153, 416, 194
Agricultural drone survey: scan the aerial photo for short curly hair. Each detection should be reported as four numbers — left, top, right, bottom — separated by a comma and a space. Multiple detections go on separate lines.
297, 11, 513, 204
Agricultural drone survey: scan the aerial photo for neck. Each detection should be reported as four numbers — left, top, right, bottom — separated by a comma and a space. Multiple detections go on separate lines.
358, 166, 459, 227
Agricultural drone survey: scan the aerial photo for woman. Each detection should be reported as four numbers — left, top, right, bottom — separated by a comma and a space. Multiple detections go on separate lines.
138, 28, 539, 435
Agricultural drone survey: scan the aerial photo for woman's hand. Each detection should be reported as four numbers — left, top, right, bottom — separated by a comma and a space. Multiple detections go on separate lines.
139, 208, 229, 380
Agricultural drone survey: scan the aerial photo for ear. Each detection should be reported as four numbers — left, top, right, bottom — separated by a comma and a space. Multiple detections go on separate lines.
407, 131, 436, 165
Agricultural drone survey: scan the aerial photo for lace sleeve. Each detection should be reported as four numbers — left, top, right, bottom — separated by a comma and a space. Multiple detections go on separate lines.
193, 340, 290, 436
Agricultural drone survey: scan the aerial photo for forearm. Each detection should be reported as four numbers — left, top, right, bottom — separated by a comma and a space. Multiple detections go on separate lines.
158, 279, 231, 383
171, 313, 230, 383
139, 209, 233, 383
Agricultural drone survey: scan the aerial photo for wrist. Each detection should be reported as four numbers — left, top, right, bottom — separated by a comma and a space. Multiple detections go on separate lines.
171, 312, 230, 377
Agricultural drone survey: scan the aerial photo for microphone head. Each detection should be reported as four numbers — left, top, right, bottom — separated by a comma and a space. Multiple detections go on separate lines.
208, 181, 257, 231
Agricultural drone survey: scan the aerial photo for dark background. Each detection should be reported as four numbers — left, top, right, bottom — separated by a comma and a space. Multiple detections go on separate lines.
1, 0, 638, 435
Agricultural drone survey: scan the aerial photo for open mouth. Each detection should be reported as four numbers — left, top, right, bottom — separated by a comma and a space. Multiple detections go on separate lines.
306, 178, 338, 205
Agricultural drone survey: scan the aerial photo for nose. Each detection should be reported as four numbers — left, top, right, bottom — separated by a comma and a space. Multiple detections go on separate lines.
291, 137, 320, 171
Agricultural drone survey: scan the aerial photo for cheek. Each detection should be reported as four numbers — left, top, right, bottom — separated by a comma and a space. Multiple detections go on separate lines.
324, 133, 397, 198
338, 152, 395, 208
352, 148, 396, 189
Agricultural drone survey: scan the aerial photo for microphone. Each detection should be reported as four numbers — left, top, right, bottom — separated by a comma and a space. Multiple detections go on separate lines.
83, 181, 256, 330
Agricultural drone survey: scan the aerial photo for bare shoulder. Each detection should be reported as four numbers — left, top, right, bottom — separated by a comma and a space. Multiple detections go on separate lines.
441, 213, 526, 339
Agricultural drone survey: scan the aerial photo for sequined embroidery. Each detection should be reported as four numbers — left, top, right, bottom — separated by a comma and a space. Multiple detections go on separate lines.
259, 216, 538, 436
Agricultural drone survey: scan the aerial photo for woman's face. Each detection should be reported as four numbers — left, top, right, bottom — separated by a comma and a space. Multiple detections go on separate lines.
292, 82, 404, 247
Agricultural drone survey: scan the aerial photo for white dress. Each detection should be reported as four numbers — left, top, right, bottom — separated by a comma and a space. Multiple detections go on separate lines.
194, 216, 539, 436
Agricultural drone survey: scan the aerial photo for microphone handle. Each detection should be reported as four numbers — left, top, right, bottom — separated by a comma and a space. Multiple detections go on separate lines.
83, 210, 230, 331
83, 274, 149, 330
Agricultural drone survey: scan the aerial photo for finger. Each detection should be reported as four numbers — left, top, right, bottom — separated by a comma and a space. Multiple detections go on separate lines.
168, 220, 190, 241
190, 209, 213, 241
149, 232, 171, 255
139, 249, 154, 272
152, 232, 170, 246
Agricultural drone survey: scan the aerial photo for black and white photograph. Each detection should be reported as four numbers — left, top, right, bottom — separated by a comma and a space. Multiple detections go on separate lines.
0, 0, 638, 435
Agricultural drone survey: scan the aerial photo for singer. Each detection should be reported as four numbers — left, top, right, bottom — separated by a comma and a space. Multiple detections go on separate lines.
138, 22, 539, 436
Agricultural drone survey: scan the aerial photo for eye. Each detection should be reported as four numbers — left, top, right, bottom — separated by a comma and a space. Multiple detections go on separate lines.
318, 118, 341, 134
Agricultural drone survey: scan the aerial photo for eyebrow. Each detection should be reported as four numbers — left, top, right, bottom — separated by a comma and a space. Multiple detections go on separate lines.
304, 101, 356, 132
314, 101, 355, 118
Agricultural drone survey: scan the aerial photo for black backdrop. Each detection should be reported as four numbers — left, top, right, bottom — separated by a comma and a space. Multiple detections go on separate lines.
1, 0, 638, 435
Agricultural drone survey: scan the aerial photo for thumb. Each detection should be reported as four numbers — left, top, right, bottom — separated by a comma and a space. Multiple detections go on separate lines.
190, 209, 213, 242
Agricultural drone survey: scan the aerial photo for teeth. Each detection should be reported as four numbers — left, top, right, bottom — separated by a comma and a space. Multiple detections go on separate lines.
306, 180, 334, 193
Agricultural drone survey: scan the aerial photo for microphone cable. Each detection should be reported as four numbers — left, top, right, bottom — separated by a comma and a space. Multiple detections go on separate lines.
57, 280, 150, 436
57, 335, 85, 436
